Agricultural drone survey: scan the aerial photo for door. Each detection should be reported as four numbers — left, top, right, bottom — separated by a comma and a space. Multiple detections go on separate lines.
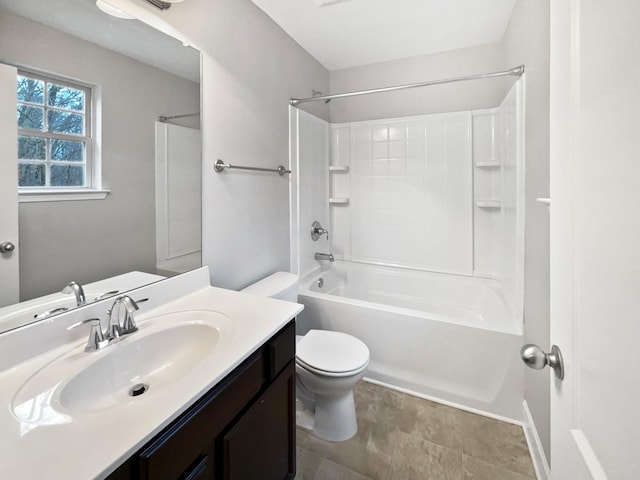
0, 63, 19, 306
550, 0, 640, 478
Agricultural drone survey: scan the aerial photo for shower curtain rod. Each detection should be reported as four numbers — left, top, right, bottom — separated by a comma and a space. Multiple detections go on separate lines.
290, 65, 524, 106
158, 112, 200, 122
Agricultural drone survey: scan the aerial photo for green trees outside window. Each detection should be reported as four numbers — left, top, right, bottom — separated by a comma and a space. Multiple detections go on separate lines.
17, 73, 90, 188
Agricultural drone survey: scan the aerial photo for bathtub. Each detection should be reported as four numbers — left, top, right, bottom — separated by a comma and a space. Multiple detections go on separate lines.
297, 261, 524, 421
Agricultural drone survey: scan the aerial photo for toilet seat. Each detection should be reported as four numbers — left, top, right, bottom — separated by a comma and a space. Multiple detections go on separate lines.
296, 357, 368, 378
296, 330, 369, 377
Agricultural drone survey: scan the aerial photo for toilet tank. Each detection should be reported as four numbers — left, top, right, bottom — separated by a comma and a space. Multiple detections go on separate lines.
241, 272, 299, 302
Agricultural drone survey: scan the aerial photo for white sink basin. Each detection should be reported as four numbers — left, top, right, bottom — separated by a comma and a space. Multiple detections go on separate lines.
12, 310, 234, 417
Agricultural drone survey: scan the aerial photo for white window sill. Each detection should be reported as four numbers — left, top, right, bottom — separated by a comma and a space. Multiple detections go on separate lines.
18, 189, 111, 203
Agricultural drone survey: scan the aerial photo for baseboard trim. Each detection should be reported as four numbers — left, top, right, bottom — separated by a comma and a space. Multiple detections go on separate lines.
522, 400, 551, 480
362, 377, 523, 426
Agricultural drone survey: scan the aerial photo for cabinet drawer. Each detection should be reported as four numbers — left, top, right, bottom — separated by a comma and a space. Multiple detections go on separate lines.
139, 352, 264, 480
268, 322, 295, 380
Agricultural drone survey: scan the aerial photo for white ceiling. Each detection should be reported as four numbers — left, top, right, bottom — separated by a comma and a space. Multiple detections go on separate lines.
0, 0, 199, 83
251, 0, 518, 71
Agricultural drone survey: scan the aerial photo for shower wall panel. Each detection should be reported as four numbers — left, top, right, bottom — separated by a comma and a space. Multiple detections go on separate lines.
291, 109, 330, 278
330, 112, 473, 275
497, 81, 525, 321
472, 80, 525, 321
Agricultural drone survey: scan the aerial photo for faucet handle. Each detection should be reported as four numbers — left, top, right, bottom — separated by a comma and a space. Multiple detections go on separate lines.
122, 314, 137, 334
311, 221, 329, 241
68, 318, 108, 352
121, 314, 138, 335
34, 307, 69, 320
86, 319, 108, 352
94, 290, 120, 302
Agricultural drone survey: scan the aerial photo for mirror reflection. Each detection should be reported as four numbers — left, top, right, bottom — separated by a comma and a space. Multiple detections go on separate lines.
0, 0, 201, 333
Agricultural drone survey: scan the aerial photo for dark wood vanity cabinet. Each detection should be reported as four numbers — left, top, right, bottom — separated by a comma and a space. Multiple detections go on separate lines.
222, 362, 295, 479
107, 321, 296, 480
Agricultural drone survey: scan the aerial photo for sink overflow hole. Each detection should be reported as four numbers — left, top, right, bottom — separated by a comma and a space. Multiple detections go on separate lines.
129, 383, 149, 397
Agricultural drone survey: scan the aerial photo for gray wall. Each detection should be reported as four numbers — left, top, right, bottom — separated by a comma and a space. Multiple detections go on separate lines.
140, 0, 330, 290
503, 0, 551, 461
0, 10, 200, 300
329, 43, 509, 123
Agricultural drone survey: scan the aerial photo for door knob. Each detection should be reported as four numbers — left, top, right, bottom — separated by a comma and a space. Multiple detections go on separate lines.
0, 242, 15, 253
520, 344, 564, 380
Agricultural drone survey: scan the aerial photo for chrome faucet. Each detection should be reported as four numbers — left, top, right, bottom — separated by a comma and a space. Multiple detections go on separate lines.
68, 295, 141, 352
311, 221, 329, 241
106, 295, 140, 340
62, 281, 86, 307
314, 252, 334, 262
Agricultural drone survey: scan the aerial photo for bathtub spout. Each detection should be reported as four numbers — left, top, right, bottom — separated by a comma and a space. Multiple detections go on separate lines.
314, 252, 334, 262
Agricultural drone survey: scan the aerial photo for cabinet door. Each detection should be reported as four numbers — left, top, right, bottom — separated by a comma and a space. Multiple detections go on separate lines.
223, 362, 295, 480
178, 450, 214, 480
139, 353, 264, 480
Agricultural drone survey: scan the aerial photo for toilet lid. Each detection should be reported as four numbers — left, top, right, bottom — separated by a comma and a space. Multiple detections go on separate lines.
296, 330, 369, 374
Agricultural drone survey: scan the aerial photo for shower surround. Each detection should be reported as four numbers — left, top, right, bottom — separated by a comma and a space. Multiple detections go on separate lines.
290, 80, 525, 420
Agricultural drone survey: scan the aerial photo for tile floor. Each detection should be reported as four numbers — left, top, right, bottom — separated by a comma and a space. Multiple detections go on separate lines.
296, 381, 536, 480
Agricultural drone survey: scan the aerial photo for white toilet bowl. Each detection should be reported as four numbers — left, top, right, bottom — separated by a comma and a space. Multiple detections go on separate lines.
242, 273, 370, 442
295, 329, 369, 441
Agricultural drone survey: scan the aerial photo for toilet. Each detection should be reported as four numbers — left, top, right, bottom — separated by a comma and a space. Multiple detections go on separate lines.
242, 272, 369, 441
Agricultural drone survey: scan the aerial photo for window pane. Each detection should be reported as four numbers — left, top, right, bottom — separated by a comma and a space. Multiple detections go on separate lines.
18, 136, 46, 160
16, 76, 44, 104
17, 104, 44, 130
48, 83, 84, 111
18, 163, 46, 186
51, 139, 84, 162
48, 110, 84, 135
51, 164, 84, 187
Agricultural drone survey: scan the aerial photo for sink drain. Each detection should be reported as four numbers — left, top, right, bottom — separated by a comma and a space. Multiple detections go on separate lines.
129, 383, 149, 397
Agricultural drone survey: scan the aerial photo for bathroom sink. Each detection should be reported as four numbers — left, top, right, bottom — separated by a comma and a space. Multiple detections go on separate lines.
12, 310, 234, 417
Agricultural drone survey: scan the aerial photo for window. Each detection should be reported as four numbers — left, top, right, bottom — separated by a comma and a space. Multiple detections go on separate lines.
16, 70, 101, 197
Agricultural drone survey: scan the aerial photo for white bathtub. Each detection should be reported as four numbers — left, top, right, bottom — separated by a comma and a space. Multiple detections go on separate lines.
297, 261, 524, 421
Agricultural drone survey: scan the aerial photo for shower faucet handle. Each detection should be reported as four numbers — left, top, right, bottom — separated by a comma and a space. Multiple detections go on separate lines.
311, 221, 329, 241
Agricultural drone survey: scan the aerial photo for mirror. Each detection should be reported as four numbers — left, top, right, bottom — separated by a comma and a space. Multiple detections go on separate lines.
0, 0, 201, 333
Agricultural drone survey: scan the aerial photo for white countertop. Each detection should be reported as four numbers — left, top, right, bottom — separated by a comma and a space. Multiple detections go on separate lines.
0, 274, 302, 479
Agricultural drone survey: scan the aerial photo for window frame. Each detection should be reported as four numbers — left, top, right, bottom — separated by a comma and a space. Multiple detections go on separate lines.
16, 69, 107, 202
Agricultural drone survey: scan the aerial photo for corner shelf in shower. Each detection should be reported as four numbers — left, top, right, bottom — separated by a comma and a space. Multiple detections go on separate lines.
329, 165, 350, 173
474, 200, 501, 209
329, 198, 350, 206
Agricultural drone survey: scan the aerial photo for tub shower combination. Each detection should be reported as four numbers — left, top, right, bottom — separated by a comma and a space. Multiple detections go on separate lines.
290, 68, 526, 421
297, 262, 523, 420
